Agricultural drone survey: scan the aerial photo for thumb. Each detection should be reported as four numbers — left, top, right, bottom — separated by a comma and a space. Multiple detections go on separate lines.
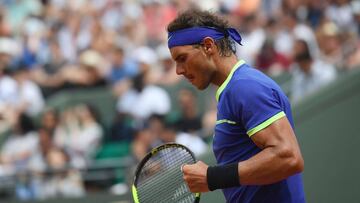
181, 164, 188, 173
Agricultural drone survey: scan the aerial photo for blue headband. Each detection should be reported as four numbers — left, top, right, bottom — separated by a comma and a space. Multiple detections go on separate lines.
167, 26, 242, 48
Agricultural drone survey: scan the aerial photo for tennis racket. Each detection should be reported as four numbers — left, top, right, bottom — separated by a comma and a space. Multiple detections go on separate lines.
132, 143, 201, 203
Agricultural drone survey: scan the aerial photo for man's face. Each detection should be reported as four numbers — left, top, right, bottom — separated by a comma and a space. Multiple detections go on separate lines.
170, 45, 215, 90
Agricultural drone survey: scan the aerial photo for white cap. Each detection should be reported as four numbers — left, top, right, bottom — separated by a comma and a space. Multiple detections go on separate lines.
79, 50, 105, 68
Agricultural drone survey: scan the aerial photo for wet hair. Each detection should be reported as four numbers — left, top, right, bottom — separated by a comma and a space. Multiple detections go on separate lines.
167, 9, 235, 57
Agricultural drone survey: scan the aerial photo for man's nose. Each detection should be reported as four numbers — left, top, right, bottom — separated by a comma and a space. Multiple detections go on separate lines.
176, 64, 185, 75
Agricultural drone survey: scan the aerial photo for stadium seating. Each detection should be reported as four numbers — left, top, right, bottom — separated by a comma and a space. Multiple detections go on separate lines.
4, 67, 360, 202
292, 67, 360, 203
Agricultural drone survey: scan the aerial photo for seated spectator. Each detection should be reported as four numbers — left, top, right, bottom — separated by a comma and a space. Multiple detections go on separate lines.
173, 88, 202, 134
54, 104, 103, 168
36, 148, 85, 199
152, 115, 207, 157
112, 46, 157, 97
325, 0, 355, 32
107, 45, 138, 85
0, 63, 17, 133
316, 21, 344, 69
116, 73, 171, 123
255, 38, 292, 76
290, 39, 337, 103
59, 50, 107, 89
175, 131, 208, 157
0, 113, 38, 174
40, 108, 59, 133
131, 127, 159, 162
30, 37, 68, 98
28, 128, 85, 200
8, 62, 45, 117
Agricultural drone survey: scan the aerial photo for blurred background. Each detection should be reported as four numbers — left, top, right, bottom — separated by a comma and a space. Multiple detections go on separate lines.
0, 0, 359, 202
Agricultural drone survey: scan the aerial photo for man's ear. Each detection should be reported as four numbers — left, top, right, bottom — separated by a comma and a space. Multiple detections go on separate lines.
202, 37, 216, 55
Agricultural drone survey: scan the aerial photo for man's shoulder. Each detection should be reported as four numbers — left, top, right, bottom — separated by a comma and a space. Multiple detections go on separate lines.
228, 72, 274, 94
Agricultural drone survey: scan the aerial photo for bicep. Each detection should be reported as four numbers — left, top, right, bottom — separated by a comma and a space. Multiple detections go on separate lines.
250, 116, 299, 150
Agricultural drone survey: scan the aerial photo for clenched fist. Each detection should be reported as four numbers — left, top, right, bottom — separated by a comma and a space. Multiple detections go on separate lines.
182, 161, 210, 193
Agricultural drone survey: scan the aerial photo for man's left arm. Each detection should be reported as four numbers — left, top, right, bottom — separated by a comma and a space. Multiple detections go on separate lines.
237, 116, 304, 185
182, 116, 304, 192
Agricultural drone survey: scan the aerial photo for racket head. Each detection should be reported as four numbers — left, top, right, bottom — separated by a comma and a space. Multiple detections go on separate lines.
132, 143, 201, 203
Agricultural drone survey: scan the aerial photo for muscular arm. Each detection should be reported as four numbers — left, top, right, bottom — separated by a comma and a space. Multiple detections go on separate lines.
238, 116, 304, 185
182, 116, 304, 192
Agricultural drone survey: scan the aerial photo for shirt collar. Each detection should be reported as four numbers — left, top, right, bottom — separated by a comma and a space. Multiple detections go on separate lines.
215, 60, 245, 102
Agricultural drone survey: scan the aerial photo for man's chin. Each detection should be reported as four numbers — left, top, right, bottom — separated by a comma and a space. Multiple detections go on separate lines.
194, 83, 208, 90
187, 79, 208, 90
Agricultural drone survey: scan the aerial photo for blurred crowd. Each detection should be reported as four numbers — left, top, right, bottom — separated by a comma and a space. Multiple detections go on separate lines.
0, 0, 359, 200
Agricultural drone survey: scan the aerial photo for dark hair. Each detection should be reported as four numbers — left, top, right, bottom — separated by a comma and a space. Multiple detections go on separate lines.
17, 113, 35, 135
295, 39, 312, 62
167, 9, 235, 57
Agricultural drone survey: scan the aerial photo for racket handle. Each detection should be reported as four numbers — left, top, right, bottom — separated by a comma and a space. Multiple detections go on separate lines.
194, 192, 201, 203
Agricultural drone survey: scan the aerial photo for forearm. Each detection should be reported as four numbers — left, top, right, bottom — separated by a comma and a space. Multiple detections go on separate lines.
238, 146, 303, 185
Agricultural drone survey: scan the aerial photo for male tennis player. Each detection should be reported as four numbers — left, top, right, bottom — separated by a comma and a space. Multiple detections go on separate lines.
167, 9, 305, 203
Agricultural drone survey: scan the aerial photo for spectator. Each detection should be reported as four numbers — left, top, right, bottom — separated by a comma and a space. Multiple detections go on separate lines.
325, 0, 355, 32
0, 38, 22, 115
235, 13, 266, 65
107, 45, 138, 85
8, 62, 45, 117
54, 104, 103, 168
59, 50, 107, 89
316, 21, 345, 69
0, 113, 38, 173
278, 10, 319, 59
40, 108, 59, 133
131, 126, 159, 162
27, 128, 85, 200
116, 72, 171, 123
173, 88, 202, 134
154, 114, 207, 157
290, 39, 337, 103
255, 38, 292, 76
142, 0, 177, 47
30, 37, 67, 98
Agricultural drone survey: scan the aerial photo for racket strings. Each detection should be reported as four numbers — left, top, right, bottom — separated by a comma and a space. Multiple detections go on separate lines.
138, 148, 191, 189
139, 149, 192, 188
139, 167, 191, 202
138, 156, 190, 201
138, 163, 194, 202
136, 147, 196, 203
139, 148, 189, 183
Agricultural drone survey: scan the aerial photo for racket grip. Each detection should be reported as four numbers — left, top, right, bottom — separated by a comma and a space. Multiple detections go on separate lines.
194, 192, 201, 203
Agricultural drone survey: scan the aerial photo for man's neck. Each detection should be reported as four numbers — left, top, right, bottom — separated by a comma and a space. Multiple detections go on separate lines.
212, 54, 239, 87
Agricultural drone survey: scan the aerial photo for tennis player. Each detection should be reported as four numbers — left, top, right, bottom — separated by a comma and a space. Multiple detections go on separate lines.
167, 9, 305, 203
